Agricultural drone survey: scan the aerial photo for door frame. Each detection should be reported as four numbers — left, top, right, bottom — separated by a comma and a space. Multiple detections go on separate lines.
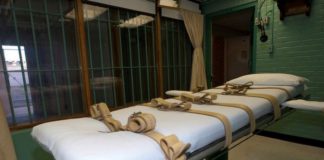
204, 2, 257, 87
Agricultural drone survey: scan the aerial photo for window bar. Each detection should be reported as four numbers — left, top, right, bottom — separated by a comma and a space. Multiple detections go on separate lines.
85, 18, 97, 103
44, 0, 61, 115
187, 35, 192, 89
59, 0, 74, 114
127, 12, 135, 103
117, 8, 127, 105
172, 21, 176, 89
97, 12, 108, 104
151, 23, 157, 98
136, 18, 143, 102
107, 8, 117, 107
177, 22, 183, 90
165, 20, 170, 90
11, 2, 33, 121
0, 50, 16, 124
27, 0, 47, 118
183, 24, 188, 89
144, 25, 151, 100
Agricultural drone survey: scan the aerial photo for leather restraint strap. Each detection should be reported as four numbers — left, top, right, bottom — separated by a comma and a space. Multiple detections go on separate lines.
248, 87, 292, 99
217, 86, 292, 100
219, 82, 282, 120
217, 81, 292, 99
187, 109, 232, 148
180, 93, 256, 133
223, 92, 281, 120
126, 112, 191, 160
143, 99, 233, 149
243, 93, 281, 120
146, 131, 190, 160
92, 103, 190, 160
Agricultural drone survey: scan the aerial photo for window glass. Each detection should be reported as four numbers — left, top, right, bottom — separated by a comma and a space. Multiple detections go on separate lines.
0, 0, 84, 126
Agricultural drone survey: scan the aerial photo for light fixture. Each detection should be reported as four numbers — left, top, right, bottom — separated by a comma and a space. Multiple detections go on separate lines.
255, 17, 269, 43
118, 15, 154, 28
65, 4, 107, 21
256, 0, 269, 43
158, 0, 180, 8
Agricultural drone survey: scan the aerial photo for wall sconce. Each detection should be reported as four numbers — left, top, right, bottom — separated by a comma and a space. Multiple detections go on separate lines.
255, 17, 269, 43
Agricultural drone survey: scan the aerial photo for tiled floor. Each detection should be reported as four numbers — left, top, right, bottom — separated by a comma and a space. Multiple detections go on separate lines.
229, 135, 324, 160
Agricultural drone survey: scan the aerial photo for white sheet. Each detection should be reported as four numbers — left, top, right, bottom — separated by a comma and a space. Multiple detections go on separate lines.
32, 86, 302, 160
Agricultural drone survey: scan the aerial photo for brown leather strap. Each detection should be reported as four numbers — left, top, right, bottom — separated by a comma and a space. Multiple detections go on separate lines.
188, 109, 232, 148
211, 102, 255, 133
97, 103, 123, 131
150, 98, 191, 111
160, 134, 191, 160
248, 87, 292, 99
180, 93, 256, 133
216, 85, 292, 100
93, 103, 190, 160
143, 99, 233, 149
126, 112, 156, 133
217, 84, 283, 121
244, 93, 281, 120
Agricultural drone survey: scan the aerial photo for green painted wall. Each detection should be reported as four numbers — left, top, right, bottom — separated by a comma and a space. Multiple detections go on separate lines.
202, 0, 324, 100
11, 129, 54, 160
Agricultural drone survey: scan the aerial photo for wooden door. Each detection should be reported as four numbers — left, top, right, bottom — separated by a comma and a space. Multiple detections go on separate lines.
225, 36, 251, 81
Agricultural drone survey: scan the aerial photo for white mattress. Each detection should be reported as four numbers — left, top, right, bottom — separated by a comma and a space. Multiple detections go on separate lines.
32, 86, 302, 160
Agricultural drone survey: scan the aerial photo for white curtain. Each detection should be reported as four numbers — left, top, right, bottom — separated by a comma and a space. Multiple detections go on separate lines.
0, 101, 17, 160
180, 9, 207, 91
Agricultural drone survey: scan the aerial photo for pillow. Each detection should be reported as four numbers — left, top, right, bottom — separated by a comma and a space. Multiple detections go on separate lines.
226, 73, 309, 86
282, 99, 324, 112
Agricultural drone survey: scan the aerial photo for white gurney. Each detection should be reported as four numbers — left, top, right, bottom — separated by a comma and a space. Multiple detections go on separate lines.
31, 84, 304, 160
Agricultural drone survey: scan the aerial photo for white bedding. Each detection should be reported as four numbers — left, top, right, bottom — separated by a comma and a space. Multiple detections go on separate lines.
32, 86, 303, 160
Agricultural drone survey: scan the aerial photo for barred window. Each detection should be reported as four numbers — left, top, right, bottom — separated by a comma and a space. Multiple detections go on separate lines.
0, 0, 84, 126
0, 0, 193, 127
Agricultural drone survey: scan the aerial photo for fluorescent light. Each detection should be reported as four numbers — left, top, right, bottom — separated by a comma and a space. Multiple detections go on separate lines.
65, 4, 107, 21
159, 0, 179, 8
118, 15, 154, 28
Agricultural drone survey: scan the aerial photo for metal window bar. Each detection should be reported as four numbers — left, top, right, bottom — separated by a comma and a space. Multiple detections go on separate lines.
144, 24, 151, 100
177, 21, 183, 90
106, 8, 117, 107
117, 8, 127, 105
165, 20, 170, 90
136, 14, 144, 102
151, 22, 157, 98
59, 0, 75, 114
27, 0, 47, 118
96, 11, 109, 104
85, 19, 97, 104
126, 12, 135, 103
172, 21, 177, 89
183, 23, 188, 89
43, 0, 61, 115
0, 48, 16, 124
11, 2, 33, 122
